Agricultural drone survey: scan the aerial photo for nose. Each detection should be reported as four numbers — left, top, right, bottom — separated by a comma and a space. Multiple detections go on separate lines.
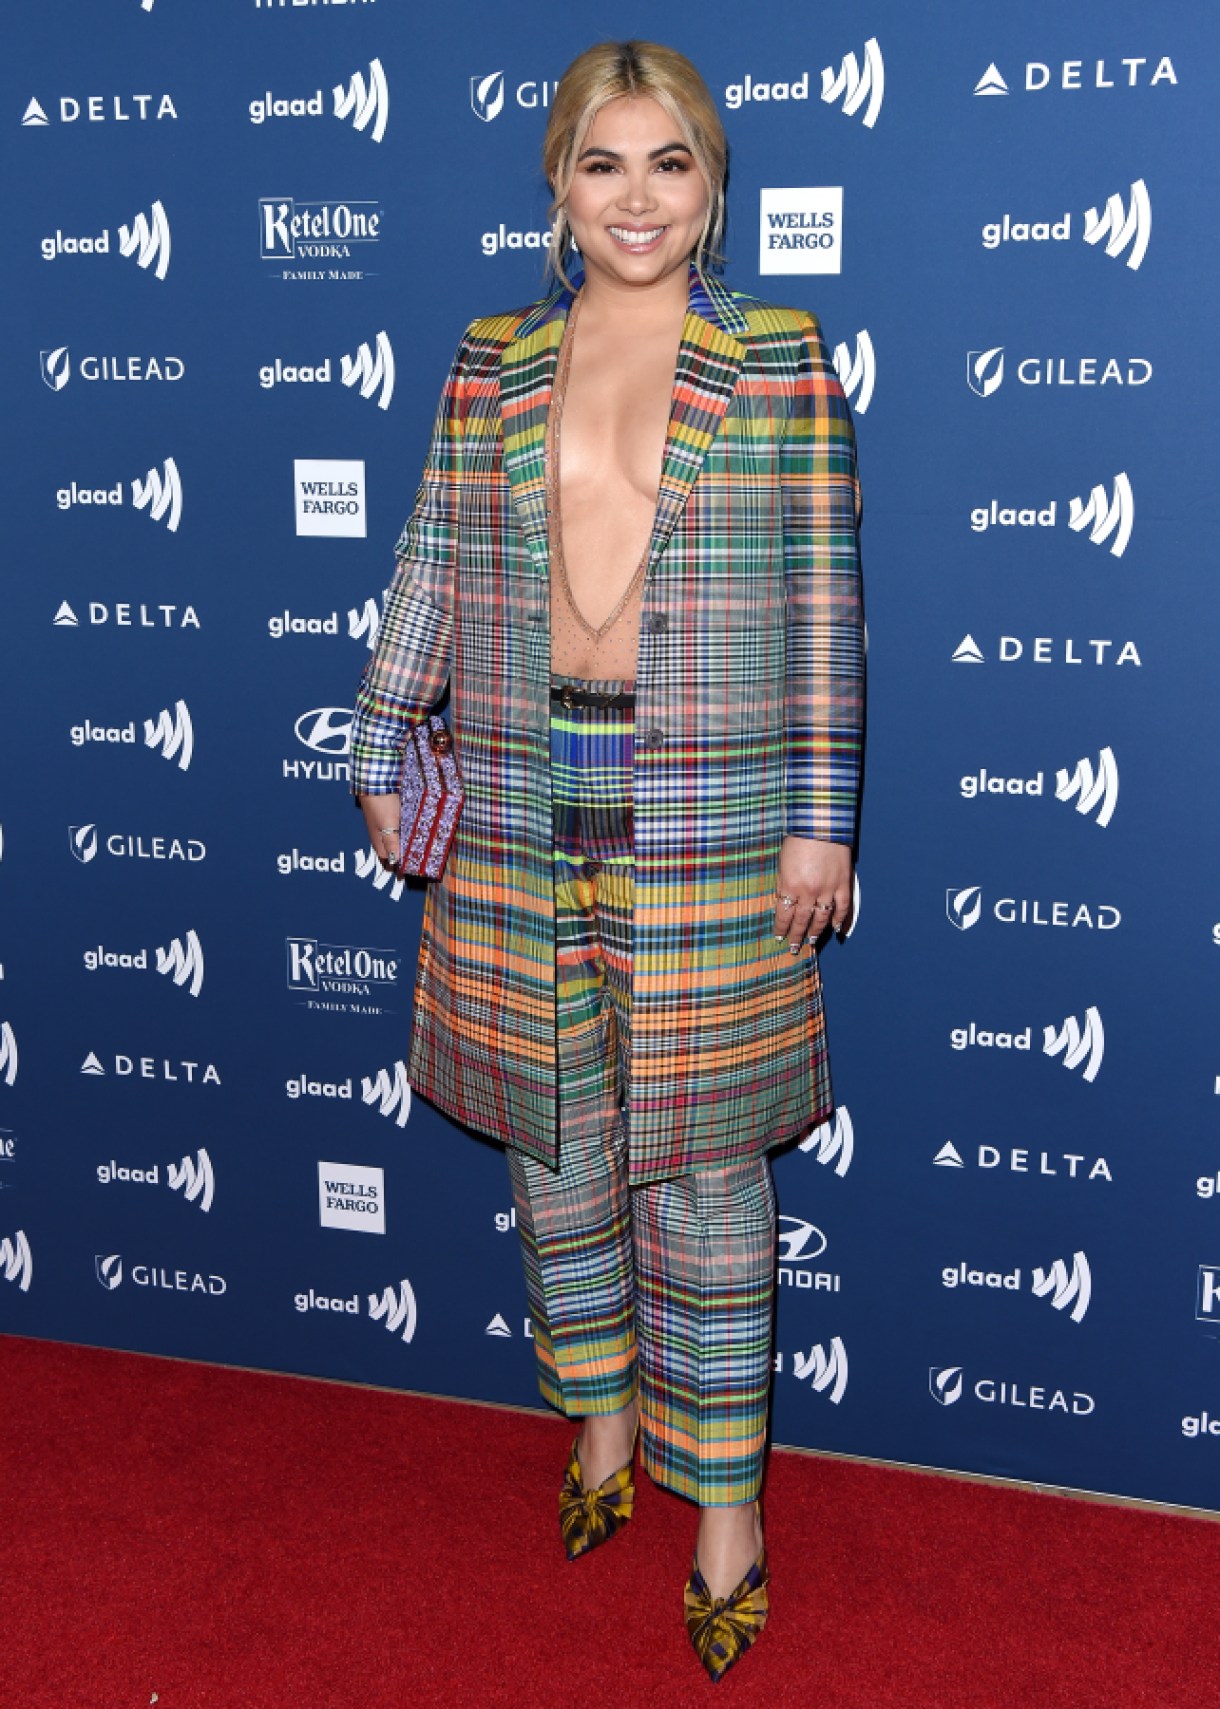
617, 170, 657, 216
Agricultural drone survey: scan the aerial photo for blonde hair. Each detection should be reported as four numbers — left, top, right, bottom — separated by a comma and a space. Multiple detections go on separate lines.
541, 40, 727, 292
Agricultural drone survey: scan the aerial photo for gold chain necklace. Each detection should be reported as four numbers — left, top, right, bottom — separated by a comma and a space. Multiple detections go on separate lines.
543, 290, 652, 643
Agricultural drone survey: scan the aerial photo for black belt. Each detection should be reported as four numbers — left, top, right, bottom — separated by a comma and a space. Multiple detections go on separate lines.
550, 683, 636, 710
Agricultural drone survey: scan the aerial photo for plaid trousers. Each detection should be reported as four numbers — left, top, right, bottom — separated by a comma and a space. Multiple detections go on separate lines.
505, 674, 778, 1507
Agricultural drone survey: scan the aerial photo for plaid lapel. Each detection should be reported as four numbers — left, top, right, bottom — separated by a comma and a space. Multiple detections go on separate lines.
500, 260, 747, 578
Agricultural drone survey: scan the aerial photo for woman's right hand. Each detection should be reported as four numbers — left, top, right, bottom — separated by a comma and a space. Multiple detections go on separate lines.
359, 792, 403, 871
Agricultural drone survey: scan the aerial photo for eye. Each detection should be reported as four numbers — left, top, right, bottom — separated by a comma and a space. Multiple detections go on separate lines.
656, 156, 690, 172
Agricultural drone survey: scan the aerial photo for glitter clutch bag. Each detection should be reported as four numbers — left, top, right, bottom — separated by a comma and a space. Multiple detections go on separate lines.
395, 715, 464, 879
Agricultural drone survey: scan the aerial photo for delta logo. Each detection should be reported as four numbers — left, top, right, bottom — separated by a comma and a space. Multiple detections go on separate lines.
974, 57, 1178, 96
951, 634, 1141, 669
249, 60, 388, 143
981, 180, 1151, 272
21, 92, 177, 127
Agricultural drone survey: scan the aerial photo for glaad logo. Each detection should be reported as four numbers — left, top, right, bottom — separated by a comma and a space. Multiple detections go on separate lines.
951, 634, 1141, 668
249, 61, 388, 142
974, 58, 1178, 96
21, 93, 177, 127
54, 458, 183, 533
981, 181, 1152, 271
833, 330, 875, 414
40, 348, 184, 391
157, 931, 206, 998
960, 747, 1120, 828
945, 886, 1121, 933
367, 1279, 417, 1343
294, 459, 366, 537
1055, 749, 1120, 827
758, 187, 842, 276
821, 39, 884, 128
70, 823, 206, 865
1043, 1008, 1105, 1083
0, 1230, 33, 1291
782, 1337, 849, 1403
41, 200, 172, 279
287, 708, 351, 782
318, 1161, 385, 1235
260, 339, 394, 409
933, 1141, 1113, 1183
966, 347, 1152, 396
797, 1105, 853, 1175
929, 1365, 1095, 1416
97, 1148, 215, 1213
481, 224, 552, 258
942, 1252, 1092, 1323
469, 72, 558, 122
1182, 1411, 1220, 1439
361, 1061, 411, 1128
0, 1022, 19, 1087
353, 846, 404, 900
971, 473, 1133, 558
268, 602, 378, 644
1068, 474, 1135, 557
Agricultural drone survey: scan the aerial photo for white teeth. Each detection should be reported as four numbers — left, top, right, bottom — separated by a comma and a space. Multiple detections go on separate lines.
608, 226, 666, 245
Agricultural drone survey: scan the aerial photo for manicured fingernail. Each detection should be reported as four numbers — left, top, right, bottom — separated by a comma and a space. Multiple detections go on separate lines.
775, 933, 786, 941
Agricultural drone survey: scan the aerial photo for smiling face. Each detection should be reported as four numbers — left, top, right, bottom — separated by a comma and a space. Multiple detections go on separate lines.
562, 94, 711, 292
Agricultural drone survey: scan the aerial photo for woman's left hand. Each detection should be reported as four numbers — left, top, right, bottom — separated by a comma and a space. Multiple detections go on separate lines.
773, 837, 854, 952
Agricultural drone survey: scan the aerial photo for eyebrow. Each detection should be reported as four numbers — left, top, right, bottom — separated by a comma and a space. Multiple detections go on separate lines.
577, 141, 693, 162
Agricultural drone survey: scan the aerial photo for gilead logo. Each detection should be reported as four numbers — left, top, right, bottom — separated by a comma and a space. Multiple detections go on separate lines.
929, 1366, 1095, 1416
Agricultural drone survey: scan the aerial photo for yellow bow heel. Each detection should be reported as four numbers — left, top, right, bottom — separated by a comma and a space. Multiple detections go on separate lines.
683, 1501, 770, 1683
558, 1410, 640, 1562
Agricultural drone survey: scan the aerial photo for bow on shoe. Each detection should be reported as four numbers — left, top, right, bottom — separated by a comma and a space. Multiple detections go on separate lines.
683, 1555, 770, 1683
558, 1437, 636, 1561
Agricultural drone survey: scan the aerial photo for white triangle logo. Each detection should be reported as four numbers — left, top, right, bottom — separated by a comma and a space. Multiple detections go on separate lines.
934, 1141, 965, 1167
952, 634, 985, 664
485, 1312, 511, 1337
53, 600, 79, 627
81, 1051, 105, 1076
22, 97, 50, 126
974, 64, 1009, 97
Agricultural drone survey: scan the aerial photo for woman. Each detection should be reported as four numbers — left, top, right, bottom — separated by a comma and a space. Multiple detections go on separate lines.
350, 39, 863, 1682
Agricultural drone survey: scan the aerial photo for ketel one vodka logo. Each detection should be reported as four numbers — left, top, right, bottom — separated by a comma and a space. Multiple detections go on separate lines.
259, 338, 394, 409
56, 456, 183, 532
248, 60, 389, 143
981, 180, 1152, 271
41, 199, 172, 279
970, 473, 1134, 558
959, 748, 1120, 828
294, 1277, 417, 1343
97, 1148, 215, 1213
941, 1251, 1093, 1323
259, 196, 383, 265
70, 700, 194, 770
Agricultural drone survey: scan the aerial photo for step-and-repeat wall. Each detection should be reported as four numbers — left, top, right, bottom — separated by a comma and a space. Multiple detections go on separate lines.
3, 1, 1218, 1513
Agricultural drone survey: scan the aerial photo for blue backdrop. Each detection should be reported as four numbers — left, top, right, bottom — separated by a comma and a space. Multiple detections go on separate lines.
3, 0, 1218, 1513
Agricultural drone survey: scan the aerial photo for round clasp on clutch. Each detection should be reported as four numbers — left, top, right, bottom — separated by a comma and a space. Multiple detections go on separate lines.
428, 727, 453, 756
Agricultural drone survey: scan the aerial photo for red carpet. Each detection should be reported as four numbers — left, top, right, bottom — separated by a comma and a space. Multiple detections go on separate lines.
2, 1333, 1216, 1709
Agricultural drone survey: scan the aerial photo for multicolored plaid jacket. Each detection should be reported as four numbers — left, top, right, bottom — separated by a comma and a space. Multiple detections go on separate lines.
350, 260, 864, 1183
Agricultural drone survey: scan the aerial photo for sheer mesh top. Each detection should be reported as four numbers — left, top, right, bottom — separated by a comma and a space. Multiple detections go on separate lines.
544, 290, 652, 683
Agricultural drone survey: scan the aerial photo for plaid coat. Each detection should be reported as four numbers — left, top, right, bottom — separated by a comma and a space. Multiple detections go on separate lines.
351, 260, 864, 1184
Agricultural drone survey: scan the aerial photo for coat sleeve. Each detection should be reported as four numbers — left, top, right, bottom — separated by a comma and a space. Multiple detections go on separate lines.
349, 323, 472, 799
780, 311, 865, 844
